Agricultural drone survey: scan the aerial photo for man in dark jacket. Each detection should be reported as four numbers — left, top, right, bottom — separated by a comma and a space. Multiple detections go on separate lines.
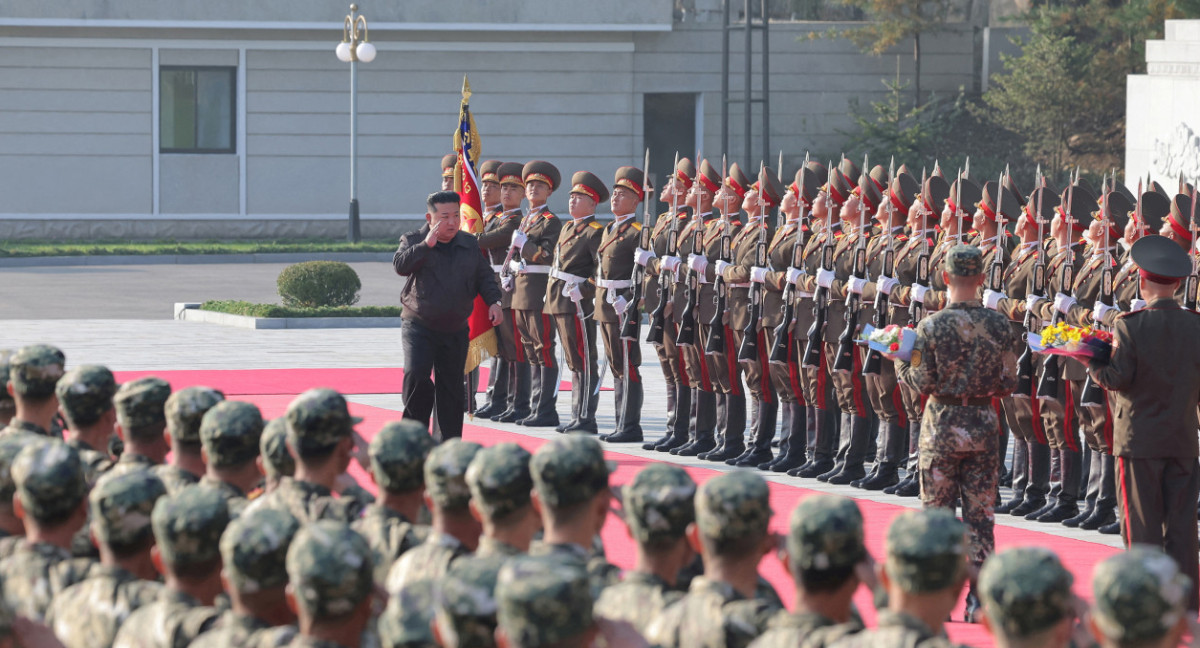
394, 191, 503, 441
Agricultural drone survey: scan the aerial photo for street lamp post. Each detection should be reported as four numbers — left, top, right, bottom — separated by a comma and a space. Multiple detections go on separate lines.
336, 4, 376, 243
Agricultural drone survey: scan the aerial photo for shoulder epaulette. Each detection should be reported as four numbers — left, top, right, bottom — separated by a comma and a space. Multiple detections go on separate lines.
543, 210, 556, 219
589, 221, 602, 230
632, 222, 643, 231
834, 231, 845, 239
731, 219, 743, 226
896, 234, 909, 242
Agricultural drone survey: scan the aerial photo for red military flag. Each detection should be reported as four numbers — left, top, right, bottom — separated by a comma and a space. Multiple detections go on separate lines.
452, 76, 496, 374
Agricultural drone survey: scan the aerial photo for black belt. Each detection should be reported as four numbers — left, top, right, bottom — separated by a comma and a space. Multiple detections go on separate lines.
930, 395, 993, 407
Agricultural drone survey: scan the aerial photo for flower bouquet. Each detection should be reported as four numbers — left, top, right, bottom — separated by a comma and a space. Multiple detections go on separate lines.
1028, 322, 1112, 363
859, 324, 916, 361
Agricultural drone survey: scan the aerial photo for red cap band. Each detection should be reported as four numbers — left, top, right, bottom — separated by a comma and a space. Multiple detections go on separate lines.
889, 187, 907, 213
676, 170, 694, 189
698, 174, 719, 194
1169, 214, 1193, 243
727, 177, 747, 200
1139, 267, 1179, 284
571, 183, 600, 203
980, 201, 996, 222
615, 178, 644, 201
1055, 206, 1086, 232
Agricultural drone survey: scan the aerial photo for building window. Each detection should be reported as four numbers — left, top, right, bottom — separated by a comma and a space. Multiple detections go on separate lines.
160, 67, 235, 153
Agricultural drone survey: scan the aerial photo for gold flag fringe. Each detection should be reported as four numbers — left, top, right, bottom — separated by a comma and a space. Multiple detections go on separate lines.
464, 327, 497, 375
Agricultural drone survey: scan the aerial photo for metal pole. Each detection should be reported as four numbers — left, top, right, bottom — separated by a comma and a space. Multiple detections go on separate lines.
761, 0, 769, 165
744, 0, 752, 170
721, 0, 731, 161
347, 6, 362, 243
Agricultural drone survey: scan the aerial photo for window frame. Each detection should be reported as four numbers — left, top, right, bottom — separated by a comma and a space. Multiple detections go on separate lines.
159, 65, 237, 155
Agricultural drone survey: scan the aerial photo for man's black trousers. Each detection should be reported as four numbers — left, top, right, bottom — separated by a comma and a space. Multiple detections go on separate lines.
402, 319, 469, 442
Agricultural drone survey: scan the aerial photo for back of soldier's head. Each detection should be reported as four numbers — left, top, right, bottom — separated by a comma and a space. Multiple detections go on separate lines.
0, 434, 40, 514
435, 555, 505, 648
91, 469, 167, 556
285, 388, 360, 461
151, 486, 229, 577
165, 386, 224, 452
425, 439, 482, 514
530, 434, 613, 520
286, 520, 374, 622
220, 507, 299, 596
7, 344, 65, 403
695, 470, 772, 556
370, 420, 434, 495
259, 418, 295, 481
114, 377, 172, 442
12, 440, 87, 527
378, 579, 437, 648
496, 555, 594, 648
467, 443, 533, 526
884, 509, 968, 594
199, 400, 263, 470
1091, 547, 1190, 648
788, 495, 866, 592
55, 365, 118, 428
625, 463, 695, 552
979, 547, 1075, 645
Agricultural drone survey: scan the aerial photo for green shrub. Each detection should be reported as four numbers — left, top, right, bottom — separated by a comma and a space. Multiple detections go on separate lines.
200, 300, 399, 318
276, 261, 362, 308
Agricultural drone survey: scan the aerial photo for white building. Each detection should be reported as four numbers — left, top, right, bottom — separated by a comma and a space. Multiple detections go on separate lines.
1126, 20, 1200, 190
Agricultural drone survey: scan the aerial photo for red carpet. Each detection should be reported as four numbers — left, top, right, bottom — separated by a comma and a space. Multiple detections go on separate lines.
235, 392, 1120, 647
112, 367, 607, 396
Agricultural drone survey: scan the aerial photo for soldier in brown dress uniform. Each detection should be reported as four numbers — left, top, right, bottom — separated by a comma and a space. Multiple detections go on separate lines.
1088, 234, 1200, 610
596, 166, 649, 443
485, 162, 535, 424
441, 153, 457, 192
546, 171, 607, 434
475, 161, 521, 421
509, 161, 564, 428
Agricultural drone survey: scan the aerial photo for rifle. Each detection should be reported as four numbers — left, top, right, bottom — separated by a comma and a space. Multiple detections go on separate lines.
1080, 179, 1113, 408
1186, 183, 1198, 310
738, 161, 770, 362
954, 166, 966, 244
987, 167, 1010, 293
802, 161, 837, 368
834, 154, 869, 374
705, 155, 734, 355
675, 156, 706, 347
1036, 168, 1078, 400
1015, 166, 1047, 397
621, 148, 653, 342
909, 166, 932, 327
498, 198, 531, 292
770, 152, 808, 365
863, 157, 896, 377
645, 152, 683, 346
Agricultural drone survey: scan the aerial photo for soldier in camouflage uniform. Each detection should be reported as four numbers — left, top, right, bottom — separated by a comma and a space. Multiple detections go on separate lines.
594, 463, 695, 635
751, 495, 871, 648
0, 440, 88, 621
831, 509, 970, 648
0, 434, 39, 541
528, 434, 621, 595
112, 487, 231, 648
284, 520, 376, 648
0, 353, 14, 427
431, 554, 506, 648
245, 388, 367, 524
894, 244, 1018, 621
1, 344, 65, 438
385, 438, 481, 594
47, 470, 168, 648
195, 399, 264, 517
191, 507, 302, 648
104, 376, 199, 493
465, 441, 538, 558
353, 419, 433, 585
378, 579, 437, 648
257, 417, 295, 495
1088, 547, 1191, 648
495, 555, 602, 647
646, 471, 781, 648
160, 385, 225, 489
977, 547, 1077, 648
55, 364, 119, 482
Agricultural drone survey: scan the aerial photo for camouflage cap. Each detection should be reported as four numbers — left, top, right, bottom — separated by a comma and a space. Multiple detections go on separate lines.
91, 469, 167, 547
788, 495, 866, 572
199, 400, 264, 468
220, 507, 300, 593
466, 442, 534, 520
151, 486, 230, 568
0, 354, 12, 411
113, 377, 172, 431
978, 546, 1074, 639
286, 520, 374, 618
424, 439, 482, 511
379, 579, 437, 648
165, 386, 225, 444
260, 418, 295, 479
496, 555, 593, 646
530, 434, 614, 509
885, 509, 967, 593
1091, 546, 1190, 643
0, 434, 39, 508
285, 388, 361, 454
12, 440, 87, 522
624, 463, 696, 544
369, 420, 434, 494
8, 344, 66, 399
945, 244, 984, 277
695, 470, 772, 544
55, 365, 118, 426
435, 555, 505, 647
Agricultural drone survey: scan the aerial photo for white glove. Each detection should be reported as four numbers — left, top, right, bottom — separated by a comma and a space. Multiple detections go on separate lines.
687, 254, 708, 274
877, 276, 899, 295
508, 259, 523, 274
563, 282, 583, 303
846, 276, 867, 295
816, 267, 836, 289
1053, 292, 1077, 315
501, 275, 514, 292
634, 247, 655, 267
983, 289, 1006, 311
715, 260, 732, 277
911, 284, 929, 304
661, 255, 682, 273
613, 295, 630, 314
1130, 298, 1147, 312
750, 267, 768, 284
510, 230, 528, 249
1092, 301, 1115, 322
786, 267, 804, 285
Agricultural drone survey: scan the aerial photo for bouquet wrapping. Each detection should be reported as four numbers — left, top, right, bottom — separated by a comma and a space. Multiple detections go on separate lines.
1028, 322, 1112, 363
859, 324, 916, 362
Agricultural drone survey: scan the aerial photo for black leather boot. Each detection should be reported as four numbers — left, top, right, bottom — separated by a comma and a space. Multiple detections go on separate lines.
677, 390, 717, 456
794, 408, 838, 478
556, 374, 581, 433
827, 415, 870, 485
606, 375, 644, 443
760, 401, 792, 470
656, 385, 692, 453
709, 394, 747, 462
474, 357, 508, 419
565, 371, 599, 434
736, 398, 777, 467
643, 380, 677, 450
699, 393, 728, 461
495, 363, 532, 422
520, 366, 561, 428
772, 403, 809, 472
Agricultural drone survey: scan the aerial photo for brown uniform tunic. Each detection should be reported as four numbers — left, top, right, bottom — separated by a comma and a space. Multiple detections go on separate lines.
723, 217, 774, 402
477, 206, 523, 361
698, 215, 744, 396
595, 214, 644, 381
512, 206, 563, 368
545, 215, 603, 375
644, 210, 691, 387
760, 220, 802, 404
